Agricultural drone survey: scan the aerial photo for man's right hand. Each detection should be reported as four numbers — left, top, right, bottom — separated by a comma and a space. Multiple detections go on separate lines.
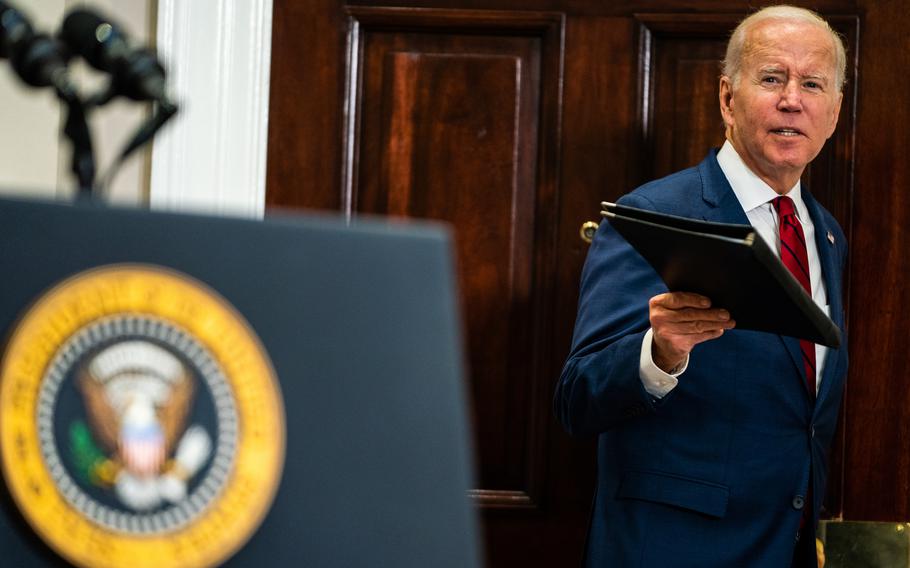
649, 292, 735, 373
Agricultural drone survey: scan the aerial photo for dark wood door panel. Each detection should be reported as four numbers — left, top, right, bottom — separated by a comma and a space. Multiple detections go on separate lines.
346, 7, 564, 506
347, 0, 858, 17
367, 48, 533, 493
267, 0, 347, 210
843, 0, 910, 521
647, 35, 727, 178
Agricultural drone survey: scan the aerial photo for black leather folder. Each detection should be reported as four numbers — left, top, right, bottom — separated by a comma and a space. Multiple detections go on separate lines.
601, 201, 841, 348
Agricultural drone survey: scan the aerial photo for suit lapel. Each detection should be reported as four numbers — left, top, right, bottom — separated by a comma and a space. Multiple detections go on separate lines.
697, 151, 809, 390
802, 191, 844, 406
698, 153, 751, 226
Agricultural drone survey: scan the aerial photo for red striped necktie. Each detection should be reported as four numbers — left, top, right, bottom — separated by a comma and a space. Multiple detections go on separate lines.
772, 196, 816, 399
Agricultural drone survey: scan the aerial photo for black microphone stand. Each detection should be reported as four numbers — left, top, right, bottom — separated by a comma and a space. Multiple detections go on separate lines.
56, 84, 96, 197
90, 94, 179, 199
53, 75, 179, 200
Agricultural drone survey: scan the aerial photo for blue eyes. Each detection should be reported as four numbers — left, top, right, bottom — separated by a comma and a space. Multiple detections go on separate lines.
760, 76, 823, 90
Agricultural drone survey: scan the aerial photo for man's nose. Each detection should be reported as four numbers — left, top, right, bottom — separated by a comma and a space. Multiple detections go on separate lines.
777, 80, 803, 112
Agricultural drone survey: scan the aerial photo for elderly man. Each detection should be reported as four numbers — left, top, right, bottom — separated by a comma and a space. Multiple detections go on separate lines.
555, 6, 846, 567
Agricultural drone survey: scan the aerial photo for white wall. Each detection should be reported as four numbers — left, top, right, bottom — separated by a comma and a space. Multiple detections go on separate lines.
0, 0, 68, 199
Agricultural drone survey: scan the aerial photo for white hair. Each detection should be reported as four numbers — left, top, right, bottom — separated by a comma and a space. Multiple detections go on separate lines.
723, 5, 846, 92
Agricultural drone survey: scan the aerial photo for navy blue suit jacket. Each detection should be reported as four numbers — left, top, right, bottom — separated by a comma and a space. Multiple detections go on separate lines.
555, 151, 848, 567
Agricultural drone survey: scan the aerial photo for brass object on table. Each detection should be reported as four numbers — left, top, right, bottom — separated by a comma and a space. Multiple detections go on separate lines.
819, 520, 910, 567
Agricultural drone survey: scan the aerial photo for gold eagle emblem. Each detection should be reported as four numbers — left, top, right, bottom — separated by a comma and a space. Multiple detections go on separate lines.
77, 340, 212, 510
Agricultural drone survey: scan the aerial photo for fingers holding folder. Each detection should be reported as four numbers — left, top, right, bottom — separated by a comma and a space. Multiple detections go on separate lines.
649, 292, 737, 373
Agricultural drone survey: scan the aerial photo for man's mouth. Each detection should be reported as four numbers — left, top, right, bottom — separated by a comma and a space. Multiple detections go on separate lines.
770, 128, 804, 137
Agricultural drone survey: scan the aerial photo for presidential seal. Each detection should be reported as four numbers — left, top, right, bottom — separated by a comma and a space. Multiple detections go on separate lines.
0, 265, 285, 568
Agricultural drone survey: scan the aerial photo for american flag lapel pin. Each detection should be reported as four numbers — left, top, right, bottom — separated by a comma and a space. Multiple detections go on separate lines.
827, 231, 835, 244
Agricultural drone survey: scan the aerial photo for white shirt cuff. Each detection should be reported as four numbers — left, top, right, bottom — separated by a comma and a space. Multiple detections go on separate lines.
639, 328, 688, 398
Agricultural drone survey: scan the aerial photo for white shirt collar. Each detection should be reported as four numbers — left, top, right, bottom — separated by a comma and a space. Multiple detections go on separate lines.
716, 140, 808, 221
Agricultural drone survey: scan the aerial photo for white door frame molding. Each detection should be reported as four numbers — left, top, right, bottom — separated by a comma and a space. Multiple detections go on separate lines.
150, 0, 273, 218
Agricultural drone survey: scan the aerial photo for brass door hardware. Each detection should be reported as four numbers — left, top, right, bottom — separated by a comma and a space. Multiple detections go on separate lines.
580, 221, 599, 244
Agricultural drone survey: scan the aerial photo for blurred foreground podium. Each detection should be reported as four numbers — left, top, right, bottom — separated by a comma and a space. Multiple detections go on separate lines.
0, 196, 480, 568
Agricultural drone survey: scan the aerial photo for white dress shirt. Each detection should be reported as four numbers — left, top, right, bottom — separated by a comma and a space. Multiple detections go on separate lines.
640, 140, 828, 398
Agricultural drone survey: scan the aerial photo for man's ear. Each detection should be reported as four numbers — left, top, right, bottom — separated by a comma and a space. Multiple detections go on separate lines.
719, 75, 735, 128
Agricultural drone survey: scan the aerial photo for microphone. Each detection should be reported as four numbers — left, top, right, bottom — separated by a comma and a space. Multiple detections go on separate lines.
10, 33, 71, 91
60, 8, 166, 102
0, 1, 33, 59
1, 2, 75, 98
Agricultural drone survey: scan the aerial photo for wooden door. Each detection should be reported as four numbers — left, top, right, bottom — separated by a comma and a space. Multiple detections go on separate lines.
267, 1, 910, 565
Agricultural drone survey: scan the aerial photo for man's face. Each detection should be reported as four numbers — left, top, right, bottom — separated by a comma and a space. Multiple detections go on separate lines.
719, 20, 843, 192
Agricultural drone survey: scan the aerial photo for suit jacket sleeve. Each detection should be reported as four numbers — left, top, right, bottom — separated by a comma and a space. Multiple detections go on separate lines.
554, 193, 672, 437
